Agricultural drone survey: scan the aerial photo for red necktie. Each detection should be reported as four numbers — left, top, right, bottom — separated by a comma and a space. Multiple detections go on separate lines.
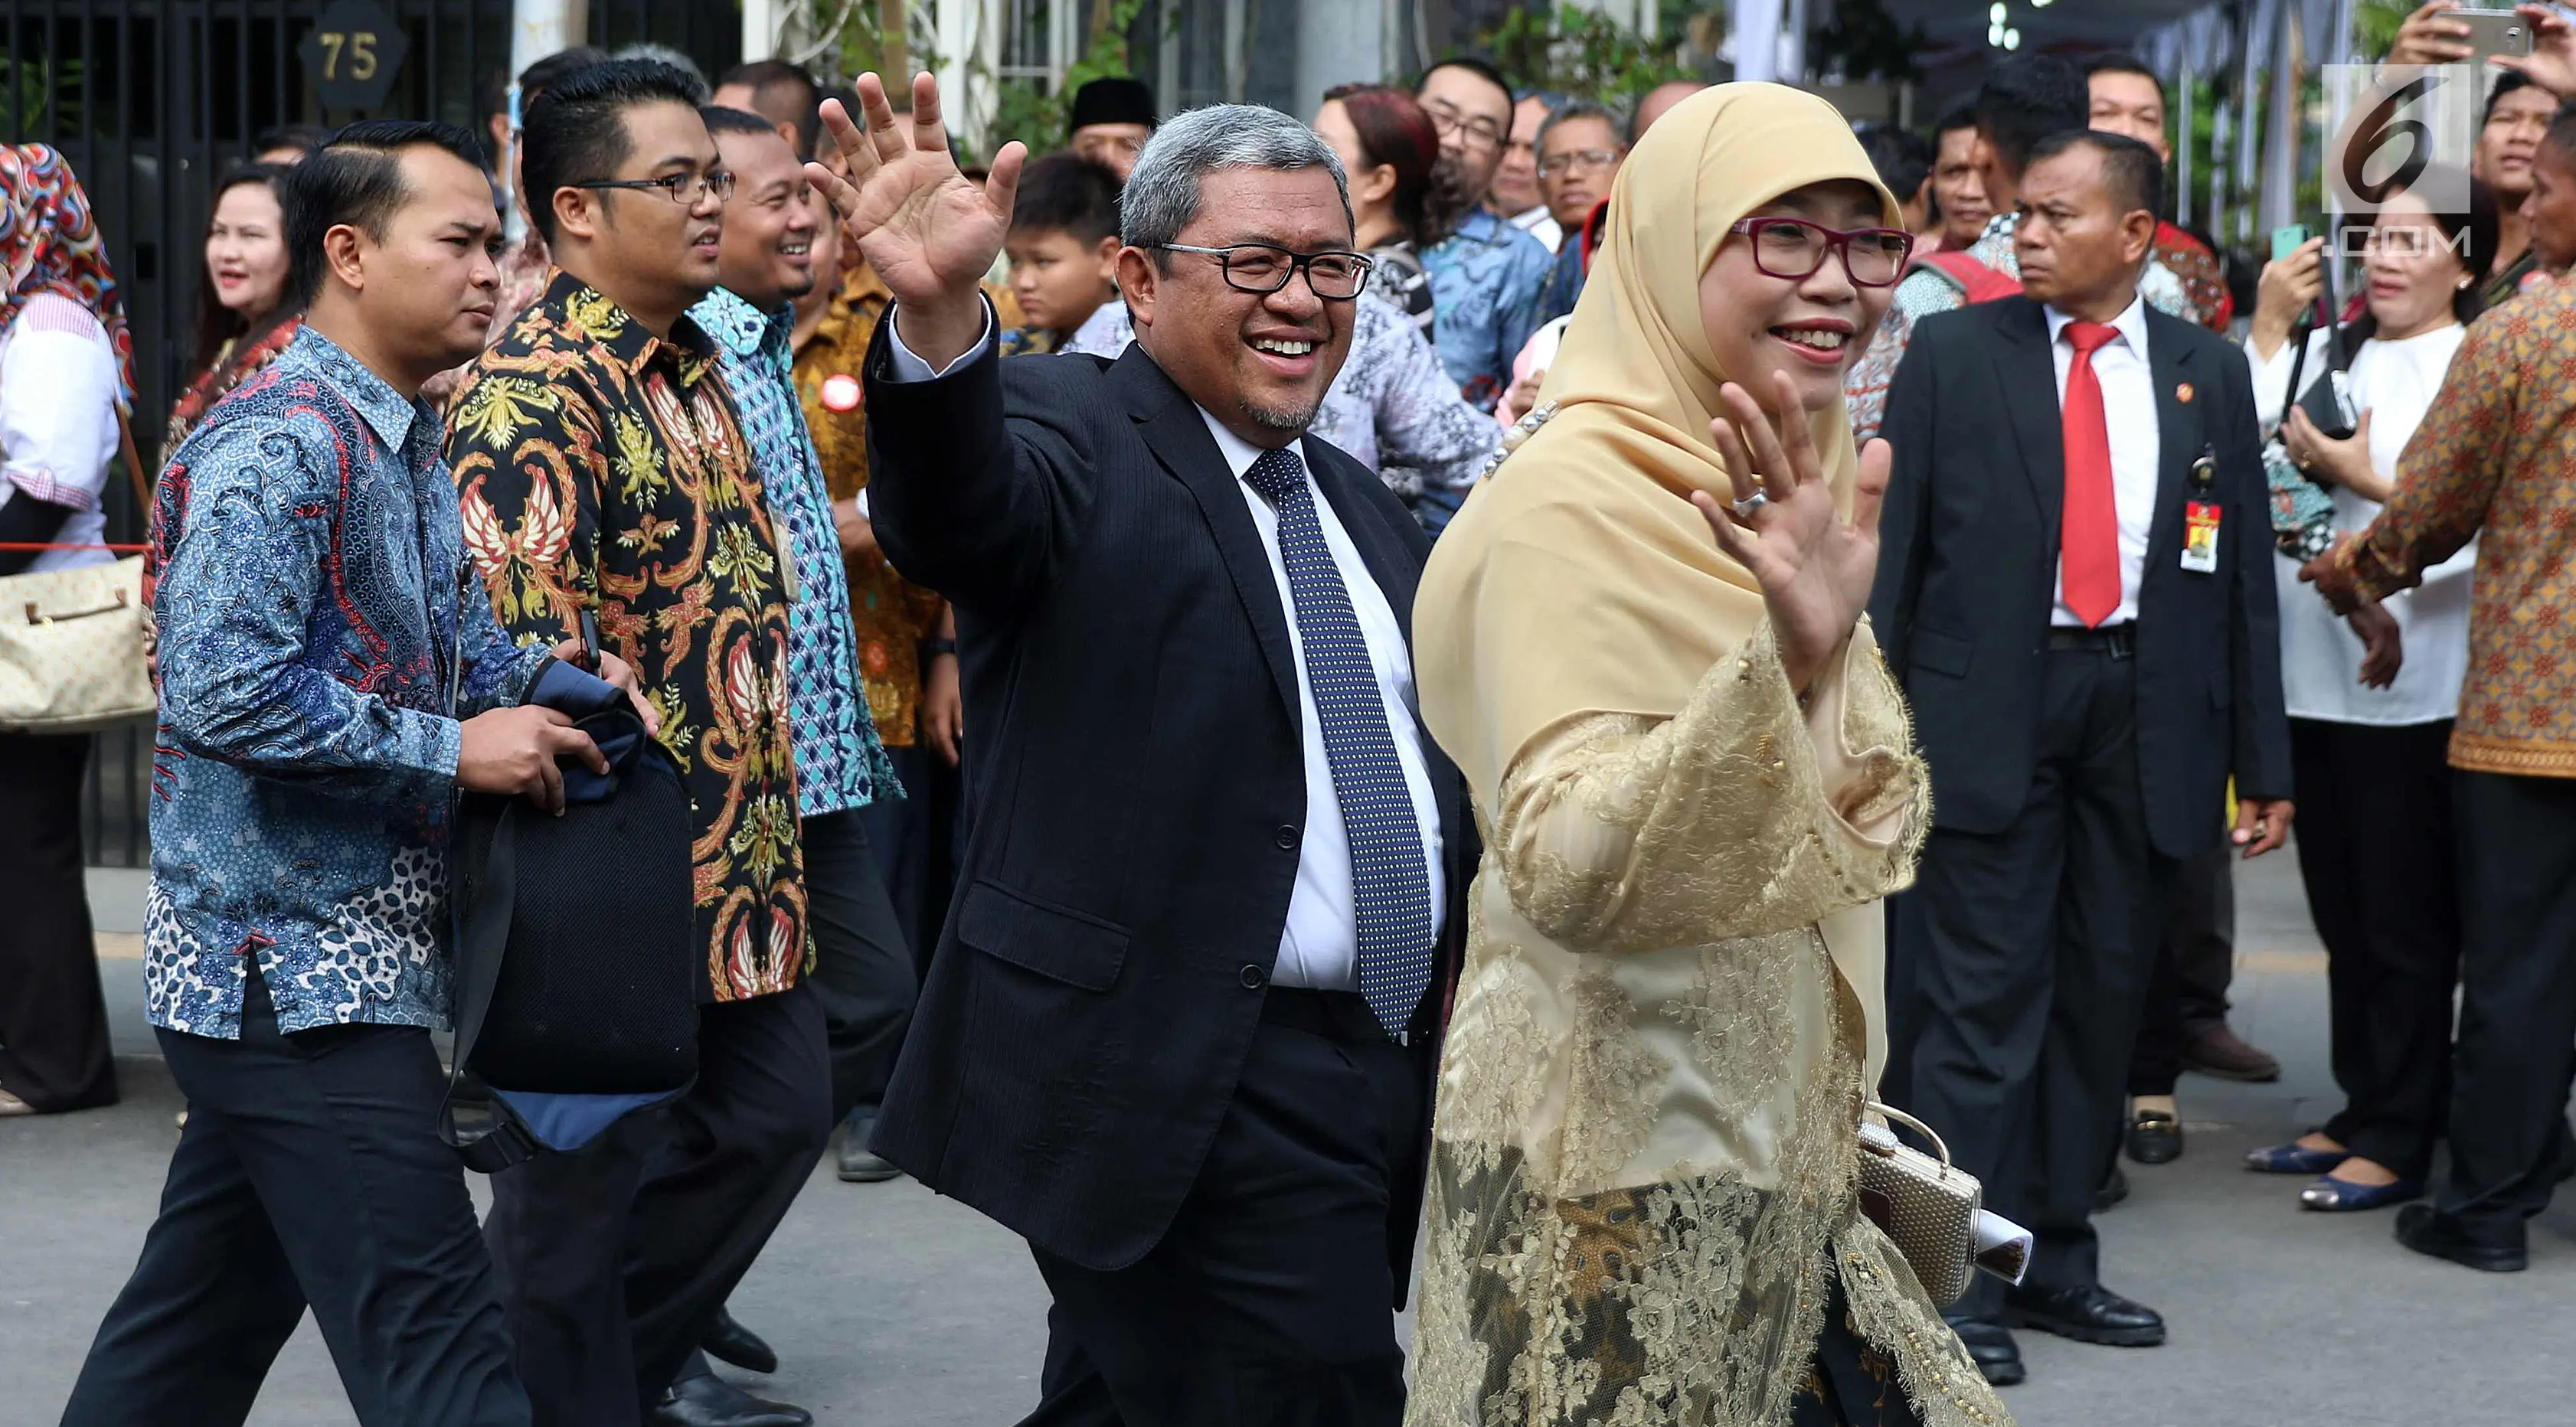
2059, 320, 2122, 629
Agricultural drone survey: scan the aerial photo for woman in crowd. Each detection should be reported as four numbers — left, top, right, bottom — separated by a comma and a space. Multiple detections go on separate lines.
161, 163, 298, 464
0, 145, 134, 1118
1404, 84, 2006, 1426
1314, 82, 1471, 342
2240, 171, 2494, 1212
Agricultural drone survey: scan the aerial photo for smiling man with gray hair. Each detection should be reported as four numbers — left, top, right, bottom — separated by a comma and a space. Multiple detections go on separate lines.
806, 76, 1473, 1425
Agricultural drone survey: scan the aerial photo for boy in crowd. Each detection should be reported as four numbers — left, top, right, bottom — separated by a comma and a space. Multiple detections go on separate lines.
1000, 152, 1123, 355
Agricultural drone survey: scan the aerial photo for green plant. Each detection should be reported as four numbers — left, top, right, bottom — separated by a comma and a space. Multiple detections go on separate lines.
834, 0, 945, 89
2356, 0, 2411, 58
1478, 5, 1692, 113
973, 0, 1154, 161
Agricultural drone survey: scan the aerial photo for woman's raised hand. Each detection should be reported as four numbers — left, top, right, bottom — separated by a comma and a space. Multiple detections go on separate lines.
1691, 371, 1888, 694
804, 73, 1025, 369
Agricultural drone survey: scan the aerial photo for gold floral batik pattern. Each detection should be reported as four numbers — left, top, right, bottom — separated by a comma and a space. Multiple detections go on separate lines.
443, 269, 809, 1001
1406, 622, 2012, 1427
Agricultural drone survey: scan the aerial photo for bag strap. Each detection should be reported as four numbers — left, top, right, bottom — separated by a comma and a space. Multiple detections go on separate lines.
2279, 316, 2314, 430
119, 408, 147, 511
439, 804, 541, 1173
1865, 1100, 1954, 1166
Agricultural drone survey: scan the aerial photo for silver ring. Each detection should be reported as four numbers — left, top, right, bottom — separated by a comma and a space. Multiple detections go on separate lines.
1731, 490, 1770, 518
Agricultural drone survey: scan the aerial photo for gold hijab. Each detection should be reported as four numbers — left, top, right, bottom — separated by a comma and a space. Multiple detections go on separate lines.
1414, 82, 1903, 1074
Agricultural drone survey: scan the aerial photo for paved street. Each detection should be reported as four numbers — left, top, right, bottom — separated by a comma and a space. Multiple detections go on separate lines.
5, 851, 2570, 1425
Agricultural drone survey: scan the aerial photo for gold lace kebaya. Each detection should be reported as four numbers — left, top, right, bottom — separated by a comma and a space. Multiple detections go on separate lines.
1406, 83, 2012, 1427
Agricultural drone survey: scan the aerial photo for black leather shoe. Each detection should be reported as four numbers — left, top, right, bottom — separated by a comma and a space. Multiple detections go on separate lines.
651, 1370, 812, 1427
2004, 1284, 2166, 1347
1943, 1314, 2025, 1386
701, 1306, 778, 1376
837, 1109, 901, 1184
2126, 1108, 2182, 1164
2394, 1203, 2527, 1272
2094, 1162, 2130, 1212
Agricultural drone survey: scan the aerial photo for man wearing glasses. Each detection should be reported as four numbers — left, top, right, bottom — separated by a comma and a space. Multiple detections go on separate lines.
1411, 59, 1554, 459
443, 59, 832, 1426
812, 80, 1473, 1425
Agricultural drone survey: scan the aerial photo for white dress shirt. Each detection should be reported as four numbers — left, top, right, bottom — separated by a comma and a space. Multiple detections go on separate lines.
2044, 298, 2159, 626
1509, 204, 1564, 255
0, 292, 121, 573
884, 308, 1447, 992
2245, 323, 2476, 726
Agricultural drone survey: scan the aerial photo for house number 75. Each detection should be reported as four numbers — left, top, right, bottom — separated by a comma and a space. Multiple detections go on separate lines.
316, 31, 379, 81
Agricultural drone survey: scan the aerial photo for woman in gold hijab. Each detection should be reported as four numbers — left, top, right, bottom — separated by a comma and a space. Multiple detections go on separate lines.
1404, 84, 2010, 1427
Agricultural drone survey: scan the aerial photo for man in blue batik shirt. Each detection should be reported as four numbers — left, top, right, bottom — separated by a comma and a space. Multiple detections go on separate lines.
64, 123, 651, 1427
1411, 58, 1553, 531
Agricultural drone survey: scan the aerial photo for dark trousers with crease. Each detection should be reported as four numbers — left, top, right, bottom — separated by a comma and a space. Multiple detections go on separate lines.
60, 974, 528, 1427
1892, 645, 2171, 1321
2437, 770, 2576, 1235
2289, 718, 2461, 1182
803, 808, 917, 1123
484, 982, 831, 1423
1020, 988, 1427, 1427
0, 730, 117, 1112
2126, 844, 2238, 1096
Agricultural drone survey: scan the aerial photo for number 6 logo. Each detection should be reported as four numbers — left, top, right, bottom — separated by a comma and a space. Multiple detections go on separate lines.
2343, 75, 2439, 204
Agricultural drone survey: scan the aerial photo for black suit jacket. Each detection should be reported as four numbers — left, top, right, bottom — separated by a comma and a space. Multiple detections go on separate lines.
861, 318, 1474, 1285
1868, 296, 2292, 859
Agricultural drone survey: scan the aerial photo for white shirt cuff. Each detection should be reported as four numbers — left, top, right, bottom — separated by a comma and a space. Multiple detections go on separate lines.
883, 302, 996, 382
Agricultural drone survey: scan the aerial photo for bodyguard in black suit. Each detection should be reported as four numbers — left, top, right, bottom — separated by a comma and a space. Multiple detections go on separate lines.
1871, 132, 2293, 1385
808, 78, 1471, 1425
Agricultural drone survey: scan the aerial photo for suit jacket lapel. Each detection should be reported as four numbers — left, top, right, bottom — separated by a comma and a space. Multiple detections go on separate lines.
1110, 348, 1301, 723
1992, 299, 2068, 535
2144, 312, 2204, 571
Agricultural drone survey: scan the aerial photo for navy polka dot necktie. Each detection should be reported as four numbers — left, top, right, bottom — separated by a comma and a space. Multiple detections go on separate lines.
1243, 446, 1435, 1037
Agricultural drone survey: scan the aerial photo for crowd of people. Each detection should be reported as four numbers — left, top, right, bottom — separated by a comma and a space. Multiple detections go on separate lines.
2, 2, 2574, 1423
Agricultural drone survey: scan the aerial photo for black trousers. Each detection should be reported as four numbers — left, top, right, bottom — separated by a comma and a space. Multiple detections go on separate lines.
2126, 844, 2237, 1096
2287, 718, 2461, 1180
1020, 989, 1427, 1427
61, 975, 528, 1427
801, 808, 917, 1123
859, 742, 964, 978
2437, 770, 2576, 1233
483, 982, 832, 1422
1893, 645, 2169, 1320
0, 730, 116, 1112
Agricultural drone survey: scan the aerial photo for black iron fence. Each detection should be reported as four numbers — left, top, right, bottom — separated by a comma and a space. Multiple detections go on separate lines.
0, 0, 736, 866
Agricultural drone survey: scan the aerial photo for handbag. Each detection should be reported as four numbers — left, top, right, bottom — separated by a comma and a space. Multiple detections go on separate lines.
440, 655, 698, 1172
0, 410, 154, 732
2264, 318, 2342, 560
1855, 1102, 1982, 1306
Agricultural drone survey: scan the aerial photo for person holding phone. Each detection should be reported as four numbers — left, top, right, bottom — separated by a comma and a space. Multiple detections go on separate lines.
2241, 175, 2494, 1213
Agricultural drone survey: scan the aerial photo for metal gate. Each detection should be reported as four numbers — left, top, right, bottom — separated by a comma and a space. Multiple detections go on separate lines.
0, 0, 738, 866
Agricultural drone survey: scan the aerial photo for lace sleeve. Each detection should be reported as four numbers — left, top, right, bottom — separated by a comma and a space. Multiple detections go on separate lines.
1492, 619, 1925, 953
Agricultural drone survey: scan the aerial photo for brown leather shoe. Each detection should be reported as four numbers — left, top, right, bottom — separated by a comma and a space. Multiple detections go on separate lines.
2182, 1024, 2280, 1082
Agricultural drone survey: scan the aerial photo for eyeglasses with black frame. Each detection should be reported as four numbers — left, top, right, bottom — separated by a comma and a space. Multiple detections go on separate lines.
1156, 243, 1376, 300
573, 170, 738, 206
1727, 216, 1915, 288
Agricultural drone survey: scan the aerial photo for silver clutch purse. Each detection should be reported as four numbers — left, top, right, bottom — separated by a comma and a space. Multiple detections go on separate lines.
1855, 1102, 1980, 1306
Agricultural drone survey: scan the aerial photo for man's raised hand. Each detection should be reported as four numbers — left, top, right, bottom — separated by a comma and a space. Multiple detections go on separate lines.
805, 72, 1025, 371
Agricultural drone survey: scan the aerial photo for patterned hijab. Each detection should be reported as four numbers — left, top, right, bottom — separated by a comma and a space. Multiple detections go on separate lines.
2, 144, 136, 403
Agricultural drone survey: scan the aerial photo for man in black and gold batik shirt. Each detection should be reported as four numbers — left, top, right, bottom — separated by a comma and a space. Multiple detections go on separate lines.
440, 59, 831, 1426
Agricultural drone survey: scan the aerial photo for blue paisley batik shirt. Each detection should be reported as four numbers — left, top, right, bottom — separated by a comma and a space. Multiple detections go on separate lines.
1419, 207, 1554, 414
146, 327, 554, 1039
689, 286, 894, 818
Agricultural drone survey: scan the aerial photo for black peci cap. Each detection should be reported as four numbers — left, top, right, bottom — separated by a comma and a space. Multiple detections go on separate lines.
1068, 77, 1156, 132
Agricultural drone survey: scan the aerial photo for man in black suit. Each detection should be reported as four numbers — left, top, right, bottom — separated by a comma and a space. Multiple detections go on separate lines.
1872, 129, 2293, 1386
806, 76, 1471, 1426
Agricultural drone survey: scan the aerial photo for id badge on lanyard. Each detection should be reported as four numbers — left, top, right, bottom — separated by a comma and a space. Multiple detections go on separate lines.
2181, 446, 2221, 574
